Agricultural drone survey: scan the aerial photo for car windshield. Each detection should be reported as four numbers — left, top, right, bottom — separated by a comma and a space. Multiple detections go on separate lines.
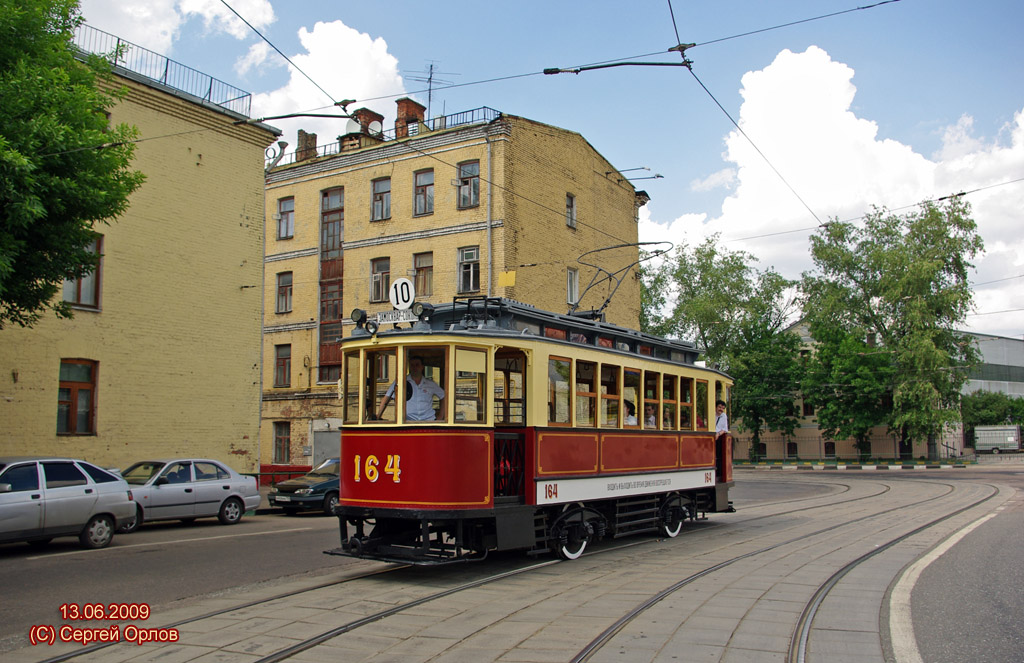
310, 460, 340, 476
121, 462, 166, 485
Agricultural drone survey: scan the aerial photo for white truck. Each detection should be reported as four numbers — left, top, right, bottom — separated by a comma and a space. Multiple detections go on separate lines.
974, 425, 1022, 454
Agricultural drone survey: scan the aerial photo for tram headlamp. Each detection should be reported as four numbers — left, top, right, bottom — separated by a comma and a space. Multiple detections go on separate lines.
411, 301, 434, 320
365, 320, 380, 336
350, 308, 367, 328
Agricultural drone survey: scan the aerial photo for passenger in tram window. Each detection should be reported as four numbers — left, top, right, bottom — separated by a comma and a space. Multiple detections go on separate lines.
715, 400, 730, 438
624, 400, 637, 425
378, 355, 445, 422
644, 404, 657, 428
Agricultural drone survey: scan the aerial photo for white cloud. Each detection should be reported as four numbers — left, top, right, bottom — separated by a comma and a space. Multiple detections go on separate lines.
79, 0, 274, 54
235, 41, 274, 77
690, 168, 736, 192
251, 20, 406, 149
650, 46, 1023, 337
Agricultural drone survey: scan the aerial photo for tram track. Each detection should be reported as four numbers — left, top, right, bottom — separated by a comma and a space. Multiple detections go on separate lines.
569, 478, 999, 663
32, 476, 976, 663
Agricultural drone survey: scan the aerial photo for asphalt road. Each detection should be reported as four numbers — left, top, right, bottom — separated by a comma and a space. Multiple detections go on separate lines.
0, 511, 348, 653
911, 468, 1024, 663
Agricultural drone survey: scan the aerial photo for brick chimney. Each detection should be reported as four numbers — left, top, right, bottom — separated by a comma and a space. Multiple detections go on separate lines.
395, 97, 426, 138
352, 107, 384, 135
296, 129, 318, 162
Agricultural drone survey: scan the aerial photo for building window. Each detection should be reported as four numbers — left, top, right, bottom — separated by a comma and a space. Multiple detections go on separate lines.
371, 178, 391, 221
62, 237, 101, 309
277, 197, 294, 239
786, 441, 798, 458
370, 258, 390, 302
802, 400, 815, 417
273, 422, 290, 464
276, 272, 292, 313
824, 441, 836, 457
414, 170, 434, 216
58, 359, 96, 435
567, 267, 579, 305
274, 345, 291, 388
321, 188, 343, 261
413, 252, 433, 296
457, 161, 479, 209
458, 246, 480, 293
566, 193, 576, 228
320, 282, 342, 322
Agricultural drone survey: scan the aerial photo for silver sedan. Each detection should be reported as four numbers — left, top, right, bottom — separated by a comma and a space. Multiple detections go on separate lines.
116, 459, 260, 532
0, 456, 136, 549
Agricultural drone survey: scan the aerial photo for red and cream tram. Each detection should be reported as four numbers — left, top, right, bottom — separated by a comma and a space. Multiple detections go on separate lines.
328, 298, 733, 564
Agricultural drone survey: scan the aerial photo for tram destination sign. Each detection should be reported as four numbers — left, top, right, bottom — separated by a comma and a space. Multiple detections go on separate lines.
376, 309, 419, 324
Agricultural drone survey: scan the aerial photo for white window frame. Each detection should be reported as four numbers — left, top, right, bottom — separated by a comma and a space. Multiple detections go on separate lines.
566, 193, 577, 228
567, 267, 579, 305
370, 258, 390, 302
457, 246, 480, 293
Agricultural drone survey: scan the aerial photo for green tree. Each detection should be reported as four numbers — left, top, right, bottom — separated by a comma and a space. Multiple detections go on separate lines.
802, 200, 982, 458
642, 236, 804, 446
0, 0, 143, 328
961, 390, 1024, 445
803, 326, 895, 460
727, 270, 804, 450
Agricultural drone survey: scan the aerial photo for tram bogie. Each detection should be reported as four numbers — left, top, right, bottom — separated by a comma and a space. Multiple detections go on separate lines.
327, 298, 734, 565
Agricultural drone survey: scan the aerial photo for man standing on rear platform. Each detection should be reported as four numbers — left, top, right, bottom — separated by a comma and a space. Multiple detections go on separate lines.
715, 400, 729, 439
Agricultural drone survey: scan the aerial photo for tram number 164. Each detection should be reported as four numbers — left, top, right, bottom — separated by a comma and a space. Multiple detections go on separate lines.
543, 484, 558, 499
354, 455, 402, 483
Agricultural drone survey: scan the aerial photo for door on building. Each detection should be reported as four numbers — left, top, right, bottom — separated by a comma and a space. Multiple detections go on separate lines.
313, 430, 340, 466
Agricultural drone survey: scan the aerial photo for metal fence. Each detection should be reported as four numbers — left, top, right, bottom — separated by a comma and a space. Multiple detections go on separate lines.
272, 107, 502, 167
73, 24, 252, 116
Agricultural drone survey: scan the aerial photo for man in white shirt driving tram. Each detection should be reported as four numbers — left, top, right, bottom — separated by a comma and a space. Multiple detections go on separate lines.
715, 400, 729, 438
377, 355, 445, 422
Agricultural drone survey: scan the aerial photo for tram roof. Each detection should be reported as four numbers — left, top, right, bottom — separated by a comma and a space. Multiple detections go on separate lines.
351, 297, 714, 370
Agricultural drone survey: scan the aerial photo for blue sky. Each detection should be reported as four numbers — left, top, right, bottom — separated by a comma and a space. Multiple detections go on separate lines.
80, 0, 1024, 339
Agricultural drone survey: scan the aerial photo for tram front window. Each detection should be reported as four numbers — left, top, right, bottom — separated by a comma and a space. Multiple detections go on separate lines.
366, 349, 397, 423
380, 348, 447, 422
495, 352, 525, 425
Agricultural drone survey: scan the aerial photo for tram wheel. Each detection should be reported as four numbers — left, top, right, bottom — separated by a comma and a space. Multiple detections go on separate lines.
557, 521, 592, 560
659, 498, 689, 539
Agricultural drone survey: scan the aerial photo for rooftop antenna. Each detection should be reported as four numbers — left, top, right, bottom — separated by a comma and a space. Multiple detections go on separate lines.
568, 242, 673, 318
404, 61, 459, 118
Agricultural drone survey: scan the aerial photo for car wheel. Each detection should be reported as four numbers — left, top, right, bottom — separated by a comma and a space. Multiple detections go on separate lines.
79, 515, 115, 549
118, 505, 143, 534
218, 497, 243, 525
322, 492, 339, 516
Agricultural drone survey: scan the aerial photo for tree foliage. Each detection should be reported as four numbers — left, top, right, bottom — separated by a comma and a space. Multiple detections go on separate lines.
802, 326, 895, 459
0, 0, 144, 328
640, 236, 804, 442
961, 390, 1024, 445
802, 200, 982, 454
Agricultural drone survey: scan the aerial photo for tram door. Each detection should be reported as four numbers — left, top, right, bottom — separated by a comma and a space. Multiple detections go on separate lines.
494, 350, 527, 499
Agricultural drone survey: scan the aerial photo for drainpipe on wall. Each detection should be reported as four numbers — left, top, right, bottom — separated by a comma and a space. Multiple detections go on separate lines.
485, 134, 493, 296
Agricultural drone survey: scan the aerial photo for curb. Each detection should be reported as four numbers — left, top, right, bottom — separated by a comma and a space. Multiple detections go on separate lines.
737, 464, 968, 471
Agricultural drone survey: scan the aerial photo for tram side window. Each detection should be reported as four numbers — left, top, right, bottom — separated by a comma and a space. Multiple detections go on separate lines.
623, 369, 641, 428
644, 371, 660, 429
576, 360, 597, 427
600, 364, 620, 428
366, 349, 397, 423
454, 347, 486, 424
495, 352, 526, 425
548, 358, 571, 425
343, 351, 360, 424
695, 380, 709, 431
679, 377, 693, 430
662, 375, 678, 430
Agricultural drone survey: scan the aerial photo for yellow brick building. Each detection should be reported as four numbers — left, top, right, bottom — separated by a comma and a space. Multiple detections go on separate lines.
0, 27, 279, 472
261, 101, 648, 470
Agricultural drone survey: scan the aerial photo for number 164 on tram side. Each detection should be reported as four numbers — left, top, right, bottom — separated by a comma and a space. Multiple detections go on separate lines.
327, 297, 734, 564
